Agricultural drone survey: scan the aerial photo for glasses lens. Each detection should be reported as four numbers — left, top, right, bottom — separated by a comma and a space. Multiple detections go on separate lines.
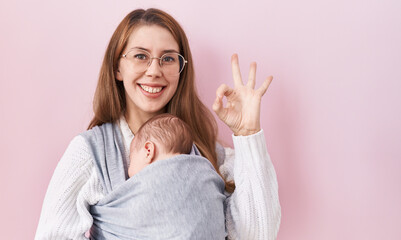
161, 53, 185, 76
126, 49, 151, 73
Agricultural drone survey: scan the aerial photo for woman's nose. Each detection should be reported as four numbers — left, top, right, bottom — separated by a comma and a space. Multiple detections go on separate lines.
145, 58, 163, 77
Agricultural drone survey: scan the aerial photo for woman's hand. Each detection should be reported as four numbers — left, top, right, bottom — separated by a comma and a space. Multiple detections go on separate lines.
213, 54, 272, 136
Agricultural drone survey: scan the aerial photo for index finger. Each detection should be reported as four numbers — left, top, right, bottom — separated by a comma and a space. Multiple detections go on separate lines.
231, 54, 243, 88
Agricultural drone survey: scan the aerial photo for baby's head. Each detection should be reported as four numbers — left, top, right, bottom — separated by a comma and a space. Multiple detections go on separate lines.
128, 113, 194, 177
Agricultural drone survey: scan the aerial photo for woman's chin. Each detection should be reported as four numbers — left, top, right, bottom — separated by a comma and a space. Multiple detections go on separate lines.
140, 105, 167, 116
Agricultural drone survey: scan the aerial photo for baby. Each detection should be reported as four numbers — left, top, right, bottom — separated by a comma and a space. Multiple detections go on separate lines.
90, 113, 227, 239
128, 113, 194, 177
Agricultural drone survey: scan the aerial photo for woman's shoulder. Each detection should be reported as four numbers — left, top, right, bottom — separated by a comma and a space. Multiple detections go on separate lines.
57, 134, 95, 171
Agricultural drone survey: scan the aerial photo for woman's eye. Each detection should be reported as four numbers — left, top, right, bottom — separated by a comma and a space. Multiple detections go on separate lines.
134, 54, 148, 60
162, 56, 175, 62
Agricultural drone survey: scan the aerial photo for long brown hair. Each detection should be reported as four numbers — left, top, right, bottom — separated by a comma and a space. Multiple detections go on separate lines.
88, 8, 234, 192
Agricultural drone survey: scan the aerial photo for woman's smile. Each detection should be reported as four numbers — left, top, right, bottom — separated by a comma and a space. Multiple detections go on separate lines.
139, 84, 164, 93
138, 83, 166, 98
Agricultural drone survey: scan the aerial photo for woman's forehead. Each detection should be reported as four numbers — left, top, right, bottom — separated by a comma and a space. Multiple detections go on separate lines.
126, 25, 179, 53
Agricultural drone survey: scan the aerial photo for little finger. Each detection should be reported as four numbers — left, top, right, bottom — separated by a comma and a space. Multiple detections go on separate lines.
257, 76, 273, 96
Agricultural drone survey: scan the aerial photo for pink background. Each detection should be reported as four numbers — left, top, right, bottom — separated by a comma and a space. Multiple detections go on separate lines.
1, 0, 400, 239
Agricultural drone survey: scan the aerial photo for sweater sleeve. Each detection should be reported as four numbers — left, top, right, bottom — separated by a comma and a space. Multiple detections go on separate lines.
220, 130, 281, 240
35, 135, 104, 240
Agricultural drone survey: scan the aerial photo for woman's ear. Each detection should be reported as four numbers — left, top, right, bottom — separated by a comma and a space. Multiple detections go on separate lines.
115, 61, 123, 81
144, 141, 155, 163
115, 68, 123, 81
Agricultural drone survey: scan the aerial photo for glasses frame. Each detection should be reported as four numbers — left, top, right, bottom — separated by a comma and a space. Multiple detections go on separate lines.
121, 49, 188, 75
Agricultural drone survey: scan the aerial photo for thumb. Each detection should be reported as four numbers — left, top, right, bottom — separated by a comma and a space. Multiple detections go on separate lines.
212, 95, 227, 121
212, 95, 223, 114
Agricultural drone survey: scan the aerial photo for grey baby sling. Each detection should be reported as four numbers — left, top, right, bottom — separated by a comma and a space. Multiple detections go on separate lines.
80, 122, 227, 240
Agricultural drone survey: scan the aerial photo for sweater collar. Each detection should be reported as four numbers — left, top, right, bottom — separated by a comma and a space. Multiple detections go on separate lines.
119, 115, 134, 166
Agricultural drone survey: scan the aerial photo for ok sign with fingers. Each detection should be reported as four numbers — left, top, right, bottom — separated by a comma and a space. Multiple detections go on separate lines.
212, 54, 273, 136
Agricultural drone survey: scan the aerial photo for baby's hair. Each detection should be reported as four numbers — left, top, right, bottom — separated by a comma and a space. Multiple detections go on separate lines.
131, 113, 194, 155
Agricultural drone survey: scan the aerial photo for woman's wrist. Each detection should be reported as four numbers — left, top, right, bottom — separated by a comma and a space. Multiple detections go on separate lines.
233, 128, 261, 136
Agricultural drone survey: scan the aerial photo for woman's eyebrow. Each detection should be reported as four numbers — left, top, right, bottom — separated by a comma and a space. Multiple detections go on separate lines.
131, 46, 179, 54
162, 49, 179, 54
132, 46, 149, 52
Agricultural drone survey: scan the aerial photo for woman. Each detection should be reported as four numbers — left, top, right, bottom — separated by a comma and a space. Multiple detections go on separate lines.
35, 8, 281, 240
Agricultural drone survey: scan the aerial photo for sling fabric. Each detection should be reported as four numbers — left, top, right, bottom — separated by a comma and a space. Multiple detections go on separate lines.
81, 123, 227, 240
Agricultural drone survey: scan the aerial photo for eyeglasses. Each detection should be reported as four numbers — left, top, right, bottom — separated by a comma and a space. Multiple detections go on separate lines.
121, 49, 188, 76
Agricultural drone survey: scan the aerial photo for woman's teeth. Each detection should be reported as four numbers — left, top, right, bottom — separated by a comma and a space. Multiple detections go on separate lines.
140, 84, 163, 93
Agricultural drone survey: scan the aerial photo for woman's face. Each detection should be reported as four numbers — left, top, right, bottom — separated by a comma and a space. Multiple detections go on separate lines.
116, 25, 180, 116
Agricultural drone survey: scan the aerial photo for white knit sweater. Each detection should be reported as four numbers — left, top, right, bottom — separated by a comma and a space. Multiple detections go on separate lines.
35, 118, 281, 240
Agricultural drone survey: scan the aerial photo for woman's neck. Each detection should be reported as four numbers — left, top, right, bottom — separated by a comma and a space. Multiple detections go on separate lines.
124, 107, 165, 135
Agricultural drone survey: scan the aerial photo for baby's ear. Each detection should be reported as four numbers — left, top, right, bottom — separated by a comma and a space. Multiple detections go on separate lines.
144, 141, 155, 163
